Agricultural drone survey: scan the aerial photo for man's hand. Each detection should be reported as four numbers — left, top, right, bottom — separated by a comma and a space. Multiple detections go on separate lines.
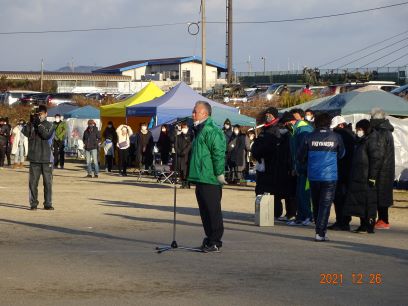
368, 179, 376, 188
217, 174, 228, 185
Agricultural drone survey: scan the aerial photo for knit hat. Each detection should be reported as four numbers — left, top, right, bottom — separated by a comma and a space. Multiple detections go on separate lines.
330, 116, 347, 129
224, 118, 231, 125
265, 107, 279, 118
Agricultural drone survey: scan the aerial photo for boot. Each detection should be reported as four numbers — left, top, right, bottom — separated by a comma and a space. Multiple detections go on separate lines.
12, 163, 18, 169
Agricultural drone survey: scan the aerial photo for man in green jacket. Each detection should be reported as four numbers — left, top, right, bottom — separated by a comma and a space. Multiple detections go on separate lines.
53, 114, 67, 169
188, 101, 227, 253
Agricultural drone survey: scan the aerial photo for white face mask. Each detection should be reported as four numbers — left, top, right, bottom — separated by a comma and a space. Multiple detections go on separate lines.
141, 126, 147, 131
161, 128, 166, 132
249, 136, 254, 140
194, 120, 201, 126
224, 124, 230, 129
356, 130, 364, 138
233, 130, 239, 135
305, 115, 312, 121
182, 128, 188, 134
55, 117, 61, 123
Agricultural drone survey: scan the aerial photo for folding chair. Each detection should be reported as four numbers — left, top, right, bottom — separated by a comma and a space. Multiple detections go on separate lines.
155, 164, 176, 184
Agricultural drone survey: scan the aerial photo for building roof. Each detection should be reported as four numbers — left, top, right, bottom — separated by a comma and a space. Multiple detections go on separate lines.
0, 71, 131, 81
94, 56, 227, 74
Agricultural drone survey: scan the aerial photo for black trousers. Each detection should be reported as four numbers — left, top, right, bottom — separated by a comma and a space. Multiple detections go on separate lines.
378, 206, 389, 224
105, 155, 113, 172
5, 142, 11, 166
333, 182, 352, 226
275, 196, 297, 219
195, 183, 224, 247
118, 148, 129, 174
29, 162, 53, 208
0, 143, 5, 167
53, 140, 65, 168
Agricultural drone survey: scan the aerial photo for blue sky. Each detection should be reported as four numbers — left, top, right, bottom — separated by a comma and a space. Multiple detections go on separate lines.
0, 0, 407, 71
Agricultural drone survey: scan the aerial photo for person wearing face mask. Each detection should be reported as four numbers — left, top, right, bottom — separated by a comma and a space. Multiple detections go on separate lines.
157, 125, 171, 165
188, 101, 226, 252
305, 109, 315, 127
176, 122, 193, 189
22, 105, 56, 210
227, 125, 250, 184
116, 124, 133, 177
284, 109, 314, 226
102, 121, 118, 172
11, 119, 28, 169
223, 119, 233, 177
52, 114, 67, 169
83, 119, 101, 178
327, 116, 355, 231
251, 107, 281, 196
4, 117, 12, 167
344, 119, 382, 234
0, 117, 9, 168
135, 123, 154, 170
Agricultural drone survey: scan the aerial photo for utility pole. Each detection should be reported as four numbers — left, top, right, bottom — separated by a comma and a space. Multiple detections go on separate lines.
201, 0, 206, 94
261, 57, 266, 74
40, 58, 44, 92
247, 56, 252, 74
226, 0, 233, 84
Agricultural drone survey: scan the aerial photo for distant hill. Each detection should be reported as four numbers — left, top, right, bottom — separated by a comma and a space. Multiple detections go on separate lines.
54, 66, 102, 73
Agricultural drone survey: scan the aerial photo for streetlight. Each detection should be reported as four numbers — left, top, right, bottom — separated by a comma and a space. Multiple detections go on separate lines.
261, 57, 266, 74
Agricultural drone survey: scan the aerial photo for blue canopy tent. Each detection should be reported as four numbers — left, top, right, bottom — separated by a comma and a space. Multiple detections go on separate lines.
64, 105, 100, 119
47, 103, 79, 119
126, 82, 239, 126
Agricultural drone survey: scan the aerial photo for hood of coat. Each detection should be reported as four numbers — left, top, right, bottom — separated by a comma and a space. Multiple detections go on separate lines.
370, 118, 394, 132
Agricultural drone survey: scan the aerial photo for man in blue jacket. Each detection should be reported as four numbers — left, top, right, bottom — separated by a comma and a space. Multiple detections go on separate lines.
298, 112, 345, 241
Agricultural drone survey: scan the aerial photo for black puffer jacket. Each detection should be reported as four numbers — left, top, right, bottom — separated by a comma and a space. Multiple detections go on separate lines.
334, 127, 355, 185
22, 120, 55, 163
371, 118, 395, 208
251, 121, 281, 194
228, 133, 250, 170
344, 130, 382, 218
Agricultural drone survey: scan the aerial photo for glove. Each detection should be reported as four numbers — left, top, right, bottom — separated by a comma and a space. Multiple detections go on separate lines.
217, 174, 228, 185
368, 179, 376, 187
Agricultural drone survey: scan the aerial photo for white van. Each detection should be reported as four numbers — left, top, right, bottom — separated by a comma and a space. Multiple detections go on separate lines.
0, 90, 40, 106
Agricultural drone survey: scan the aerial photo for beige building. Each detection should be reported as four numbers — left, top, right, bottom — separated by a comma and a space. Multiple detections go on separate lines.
93, 56, 227, 91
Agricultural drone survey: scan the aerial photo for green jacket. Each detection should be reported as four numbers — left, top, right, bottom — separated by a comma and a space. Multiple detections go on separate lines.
188, 117, 226, 185
54, 121, 67, 141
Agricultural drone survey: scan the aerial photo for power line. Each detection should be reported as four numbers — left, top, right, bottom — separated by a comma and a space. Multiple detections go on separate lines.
0, 22, 188, 35
338, 36, 408, 68
207, 1, 408, 24
380, 52, 408, 67
360, 43, 408, 67
0, 2, 407, 36
318, 29, 408, 68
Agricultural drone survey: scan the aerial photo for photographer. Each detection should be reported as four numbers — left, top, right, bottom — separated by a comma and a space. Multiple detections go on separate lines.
22, 105, 55, 210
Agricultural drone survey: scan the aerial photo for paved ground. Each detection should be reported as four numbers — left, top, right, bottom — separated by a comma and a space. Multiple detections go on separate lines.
0, 162, 407, 306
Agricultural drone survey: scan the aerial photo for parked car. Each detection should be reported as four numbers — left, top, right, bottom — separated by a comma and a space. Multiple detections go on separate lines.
0, 90, 40, 106
46, 93, 75, 105
31, 93, 51, 105
115, 93, 132, 101
263, 83, 305, 101
391, 84, 408, 97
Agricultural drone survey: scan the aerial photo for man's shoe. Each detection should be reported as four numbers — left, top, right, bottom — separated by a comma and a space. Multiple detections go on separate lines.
375, 220, 390, 230
44, 206, 54, 210
302, 218, 312, 226
86, 174, 92, 178
287, 220, 303, 226
202, 245, 221, 253
94, 174, 99, 178
30, 207, 37, 210
352, 226, 368, 234
315, 234, 329, 242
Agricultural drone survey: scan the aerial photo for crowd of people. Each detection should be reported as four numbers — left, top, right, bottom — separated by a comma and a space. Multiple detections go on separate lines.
251, 106, 395, 241
0, 101, 396, 246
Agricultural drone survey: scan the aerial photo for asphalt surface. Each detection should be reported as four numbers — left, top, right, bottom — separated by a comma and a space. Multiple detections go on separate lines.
0, 162, 407, 306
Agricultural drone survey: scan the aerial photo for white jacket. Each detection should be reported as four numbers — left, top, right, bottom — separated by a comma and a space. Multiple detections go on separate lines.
116, 125, 133, 150
11, 125, 28, 156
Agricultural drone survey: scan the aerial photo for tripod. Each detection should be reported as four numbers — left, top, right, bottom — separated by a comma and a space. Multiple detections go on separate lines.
156, 130, 203, 254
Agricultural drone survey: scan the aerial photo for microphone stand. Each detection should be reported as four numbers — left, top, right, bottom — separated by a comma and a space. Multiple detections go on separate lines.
156, 128, 203, 254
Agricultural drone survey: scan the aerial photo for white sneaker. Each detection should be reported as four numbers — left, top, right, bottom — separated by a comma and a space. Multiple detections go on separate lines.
287, 220, 303, 226
302, 218, 312, 226
315, 234, 329, 242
